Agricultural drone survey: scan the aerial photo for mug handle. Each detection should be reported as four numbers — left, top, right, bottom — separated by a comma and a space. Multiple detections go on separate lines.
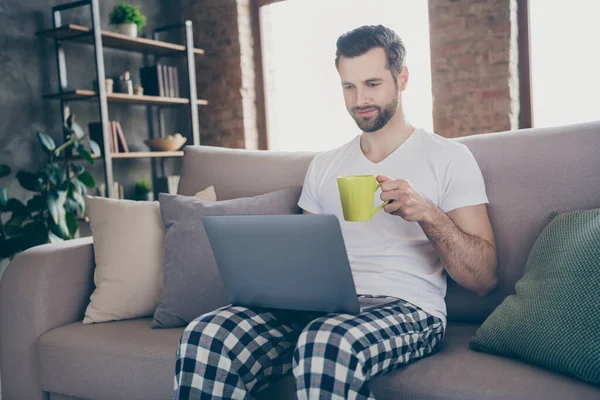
373, 183, 390, 215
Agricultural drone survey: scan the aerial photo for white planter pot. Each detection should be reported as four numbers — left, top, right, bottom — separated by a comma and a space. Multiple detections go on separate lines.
117, 23, 138, 38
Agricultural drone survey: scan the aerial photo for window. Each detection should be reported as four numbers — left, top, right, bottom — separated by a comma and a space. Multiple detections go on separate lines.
260, 0, 433, 151
529, 0, 600, 128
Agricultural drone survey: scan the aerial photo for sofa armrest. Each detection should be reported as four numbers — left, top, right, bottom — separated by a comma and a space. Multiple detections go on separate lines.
0, 237, 95, 400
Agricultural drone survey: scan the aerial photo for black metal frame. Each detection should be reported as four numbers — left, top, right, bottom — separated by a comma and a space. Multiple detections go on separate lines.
49, 0, 200, 199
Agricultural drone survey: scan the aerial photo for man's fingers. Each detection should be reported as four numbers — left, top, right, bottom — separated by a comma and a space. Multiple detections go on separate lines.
381, 189, 408, 202
376, 175, 391, 183
379, 179, 410, 192
384, 201, 402, 214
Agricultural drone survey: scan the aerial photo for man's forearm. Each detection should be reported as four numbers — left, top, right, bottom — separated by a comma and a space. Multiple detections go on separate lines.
419, 207, 498, 296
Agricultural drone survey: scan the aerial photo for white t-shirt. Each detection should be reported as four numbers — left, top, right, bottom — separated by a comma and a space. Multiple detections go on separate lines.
297, 128, 489, 328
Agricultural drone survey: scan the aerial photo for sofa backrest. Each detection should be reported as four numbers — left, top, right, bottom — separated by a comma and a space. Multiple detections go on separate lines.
178, 120, 600, 323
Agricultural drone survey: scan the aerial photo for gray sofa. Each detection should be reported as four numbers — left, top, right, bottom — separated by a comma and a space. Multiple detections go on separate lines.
2, 121, 600, 400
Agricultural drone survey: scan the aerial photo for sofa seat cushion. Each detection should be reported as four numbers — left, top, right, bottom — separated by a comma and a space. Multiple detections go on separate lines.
259, 323, 600, 400
37, 318, 183, 400
37, 320, 600, 400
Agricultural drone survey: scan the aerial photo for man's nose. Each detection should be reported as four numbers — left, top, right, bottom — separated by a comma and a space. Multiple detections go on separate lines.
356, 87, 370, 107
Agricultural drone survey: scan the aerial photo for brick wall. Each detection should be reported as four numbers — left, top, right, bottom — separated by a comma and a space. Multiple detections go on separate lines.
180, 0, 259, 149
428, 0, 520, 137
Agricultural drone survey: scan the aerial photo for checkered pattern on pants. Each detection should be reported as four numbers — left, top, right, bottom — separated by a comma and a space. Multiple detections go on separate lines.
174, 296, 444, 400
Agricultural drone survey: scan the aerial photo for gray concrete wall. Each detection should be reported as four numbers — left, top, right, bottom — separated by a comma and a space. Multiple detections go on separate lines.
0, 0, 188, 203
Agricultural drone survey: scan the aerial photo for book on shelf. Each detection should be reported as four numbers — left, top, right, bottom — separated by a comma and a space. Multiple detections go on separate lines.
140, 64, 165, 97
97, 181, 124, 199
88, 121, 129, 155
139, 64, 179, 98
114, 121, 129, 152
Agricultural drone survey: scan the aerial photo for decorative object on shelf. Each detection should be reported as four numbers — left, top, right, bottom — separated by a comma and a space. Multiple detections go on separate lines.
118, 71, 134, 95
105, 78, 114, 94
134, 179, 153, 201
108, 1, 146, 38
92, 78, 114, 94
134, 85, 143, 96
145, 133, 186, 152
0, 114, 100, 262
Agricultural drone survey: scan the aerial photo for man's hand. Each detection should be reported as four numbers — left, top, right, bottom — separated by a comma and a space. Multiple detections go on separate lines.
377, 175, 436, 223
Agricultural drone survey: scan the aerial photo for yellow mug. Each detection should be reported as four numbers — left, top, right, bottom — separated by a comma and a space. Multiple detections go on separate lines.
337, 175, 390, 222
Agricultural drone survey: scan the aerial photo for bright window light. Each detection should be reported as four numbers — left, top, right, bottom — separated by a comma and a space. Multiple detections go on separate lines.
260, 0, 433, 151
529, 0, 600, 128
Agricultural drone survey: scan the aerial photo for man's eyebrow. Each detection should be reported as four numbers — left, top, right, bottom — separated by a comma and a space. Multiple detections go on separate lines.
342, 78, 383, 85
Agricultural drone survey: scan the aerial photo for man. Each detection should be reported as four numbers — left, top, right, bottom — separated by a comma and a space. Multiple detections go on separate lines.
175, 25, 498, 399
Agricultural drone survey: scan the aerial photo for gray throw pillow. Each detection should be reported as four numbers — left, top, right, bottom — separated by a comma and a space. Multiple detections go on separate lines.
152, 187, 303, 328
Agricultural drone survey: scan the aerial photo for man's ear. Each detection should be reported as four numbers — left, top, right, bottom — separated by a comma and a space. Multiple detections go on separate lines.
398, 66, 409, 91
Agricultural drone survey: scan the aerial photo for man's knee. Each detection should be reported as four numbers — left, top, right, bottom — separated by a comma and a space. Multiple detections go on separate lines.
294, 316, 360, 357
180, 305, 249, 347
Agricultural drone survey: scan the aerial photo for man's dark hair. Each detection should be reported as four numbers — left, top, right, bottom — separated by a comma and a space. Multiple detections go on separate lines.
335, 25, 406, 81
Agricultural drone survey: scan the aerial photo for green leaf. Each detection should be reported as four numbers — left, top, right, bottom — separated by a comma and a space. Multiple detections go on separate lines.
0, 237, 22, 259
68, 182, 86, 215
49, 218, 70, 240
0, 164, 10, 178
5, 216, 26, 236
6, 198, 29, 217
27, 194, 45, 213
71, 163, 85, 176
46, 191, 67, 226
44, 164, 65, 189
0, 188, 7, 211
21, 220, 50, 248
89, 140, 101, 156
66, 212, 78, 237
36, 131, 56, 154
77, 172, 96, 188
17, 170, 42, 192
74, 178, 87, 196
48, 231, 64, 243
76, 144, 95, 165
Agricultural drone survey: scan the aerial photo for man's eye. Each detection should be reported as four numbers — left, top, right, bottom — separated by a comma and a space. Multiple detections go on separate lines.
343, 86, 354, 90
368, 83, 380, 87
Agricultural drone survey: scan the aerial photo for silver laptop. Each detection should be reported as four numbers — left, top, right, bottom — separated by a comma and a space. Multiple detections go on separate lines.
202, 214, 399, 314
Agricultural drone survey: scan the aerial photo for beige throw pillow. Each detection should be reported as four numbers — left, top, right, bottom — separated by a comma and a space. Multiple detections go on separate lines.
194, 185, 216, 202
83, 185, 217, 324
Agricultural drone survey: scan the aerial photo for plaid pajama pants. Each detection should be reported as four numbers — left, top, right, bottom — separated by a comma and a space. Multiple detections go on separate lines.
174, 296, 444, 400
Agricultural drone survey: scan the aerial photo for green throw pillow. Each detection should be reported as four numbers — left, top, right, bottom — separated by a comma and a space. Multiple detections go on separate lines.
469, 208, 600, 386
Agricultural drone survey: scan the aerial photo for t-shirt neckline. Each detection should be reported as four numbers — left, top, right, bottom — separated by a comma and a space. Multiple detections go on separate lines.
356, 128, 421, 166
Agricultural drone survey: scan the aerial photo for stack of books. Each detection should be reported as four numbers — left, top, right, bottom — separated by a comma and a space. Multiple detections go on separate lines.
139, 64, 180, 98
88, 121, 129, 155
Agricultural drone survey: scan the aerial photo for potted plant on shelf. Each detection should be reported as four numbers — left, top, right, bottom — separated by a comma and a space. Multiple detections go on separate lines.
109, 2, 146, 38
134, 179, 153, 201
0, 114, 100, 263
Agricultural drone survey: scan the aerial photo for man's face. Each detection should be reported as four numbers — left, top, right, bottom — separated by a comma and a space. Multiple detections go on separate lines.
337, 47, 405, 132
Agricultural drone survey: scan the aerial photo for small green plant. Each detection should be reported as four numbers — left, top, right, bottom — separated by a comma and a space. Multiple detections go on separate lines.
109, 2, 146, 31
134, 179, 151, 198
0, 114, 100, 261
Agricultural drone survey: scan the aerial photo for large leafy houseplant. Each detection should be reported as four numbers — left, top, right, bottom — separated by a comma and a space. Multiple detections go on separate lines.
0, 115, 100, 261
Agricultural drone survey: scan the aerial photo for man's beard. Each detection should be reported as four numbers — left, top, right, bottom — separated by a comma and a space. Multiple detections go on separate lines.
350, 97, 399, 133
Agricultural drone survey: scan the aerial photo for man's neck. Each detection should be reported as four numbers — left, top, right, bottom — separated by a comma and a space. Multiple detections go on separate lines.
360, 109, 415, 163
